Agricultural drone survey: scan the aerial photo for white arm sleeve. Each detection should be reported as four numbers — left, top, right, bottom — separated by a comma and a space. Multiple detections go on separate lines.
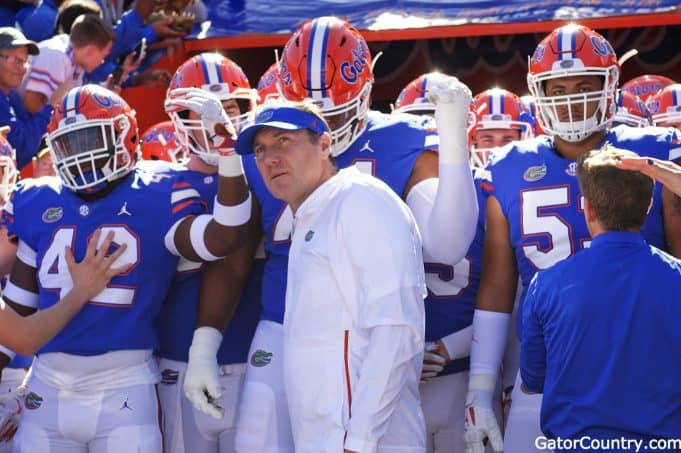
344, 325, 422, 453
406, 162, 478, 265
469, 309, 511, 376
439, 324, 473, 360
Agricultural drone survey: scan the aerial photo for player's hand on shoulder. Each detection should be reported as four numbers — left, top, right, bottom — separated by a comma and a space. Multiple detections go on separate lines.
425, 74, 472, 106
0, 386, 26, 442
65, 229, 132, 303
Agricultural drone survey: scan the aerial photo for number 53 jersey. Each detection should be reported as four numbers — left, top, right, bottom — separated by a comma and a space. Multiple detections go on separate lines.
485, 126, 679, 333
1, 168, 205, 356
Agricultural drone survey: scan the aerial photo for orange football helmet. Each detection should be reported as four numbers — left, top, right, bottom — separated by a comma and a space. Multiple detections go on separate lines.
166, 53, 256, 164
648, 83, 681, 128
278, 16, 373, 156
140, 121, 187, 163
0, 133, 17, 204
527, 24, 620, 142
468, 88, 534, 167
621, 74, 675, 104
394, 73, 449, 115
47, 84, 138, 192
611, 90, 650, 127
257, 62, 282, 104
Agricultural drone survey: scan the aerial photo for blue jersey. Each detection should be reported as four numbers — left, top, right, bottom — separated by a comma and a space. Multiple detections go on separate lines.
485, 126, 679, 337
521, 232, 681, 447
153, 166, 262, 365
244, 111, 438, 324
1, 168, 204, 355
424, 168, 486, 342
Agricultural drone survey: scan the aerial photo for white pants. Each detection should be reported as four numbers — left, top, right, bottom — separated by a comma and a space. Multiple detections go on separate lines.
503, 371, 552, 453
13, 350, 161, 453
421, 371, 468, 453
13, 376, 162, 452
0, 368, 28, 453
234, 320, 293, 453
157, 358, 245, 453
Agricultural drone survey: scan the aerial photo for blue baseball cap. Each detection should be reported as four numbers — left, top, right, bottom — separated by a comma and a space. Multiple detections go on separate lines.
235, 106, 329, 155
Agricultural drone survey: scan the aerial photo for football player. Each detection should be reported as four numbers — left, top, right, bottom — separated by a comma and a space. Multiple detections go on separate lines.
183, 16, 479, 453
0, 133, 32, 452
140, 120, 188, 164
0, 84, 252, 452
620, 73, 675, 103
468, 88, 534, 168
648, 83, 681, 129
463, 24, 681, 453
611, 90, 650, 127
393, 72, 444, 116
256, 62, 282, 104
155, 52, 262, 453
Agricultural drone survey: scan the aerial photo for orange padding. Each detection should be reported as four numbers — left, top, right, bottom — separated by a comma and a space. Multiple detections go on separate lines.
121, 86, 171, 136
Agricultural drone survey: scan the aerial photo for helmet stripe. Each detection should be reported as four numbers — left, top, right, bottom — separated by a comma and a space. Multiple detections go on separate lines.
64, 88, 78, 117
307, 17, 332, 100
200, 54, 220, 85
490, 93, 502, 114
558, 28, 577, 60
420, 75, 429, 99
674, 87, 681, 107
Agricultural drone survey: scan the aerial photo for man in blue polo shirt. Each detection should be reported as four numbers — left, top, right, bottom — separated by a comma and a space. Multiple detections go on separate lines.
521, 146, 681, 452
0, 27, 52, 170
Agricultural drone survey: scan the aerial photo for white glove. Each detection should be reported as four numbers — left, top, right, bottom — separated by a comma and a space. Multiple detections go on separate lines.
464, 374, 503, 453
426, 75, 472, 165
421, 342, 446, 382
184, 327, 224, 420
0, 387, 25, 442
165, 87, 237, 151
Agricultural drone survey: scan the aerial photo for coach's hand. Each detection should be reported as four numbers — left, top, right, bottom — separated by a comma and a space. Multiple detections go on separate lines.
184, 327, 224, 419
463, 374, 503, 453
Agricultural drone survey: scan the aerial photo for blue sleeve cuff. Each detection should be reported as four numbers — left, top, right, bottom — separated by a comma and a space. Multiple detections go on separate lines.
141, 25, 158, 44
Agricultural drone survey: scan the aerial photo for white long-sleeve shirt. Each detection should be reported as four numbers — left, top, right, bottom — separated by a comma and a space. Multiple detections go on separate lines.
284, 167, 427, 453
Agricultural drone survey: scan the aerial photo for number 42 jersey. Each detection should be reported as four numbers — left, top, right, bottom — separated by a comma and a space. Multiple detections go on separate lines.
1, 168, 205, 356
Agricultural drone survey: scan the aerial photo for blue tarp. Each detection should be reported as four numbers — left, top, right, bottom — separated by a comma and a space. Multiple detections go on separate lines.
199, 0, 680, 38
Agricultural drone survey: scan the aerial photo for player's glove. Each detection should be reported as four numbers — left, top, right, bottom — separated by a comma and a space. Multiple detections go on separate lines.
425, 74, 472, 165
165, 87, 237, 152
464, 374, 503, 453
184, 327, 224, 420
0, 387, 26, 442
421, 341, 446, 382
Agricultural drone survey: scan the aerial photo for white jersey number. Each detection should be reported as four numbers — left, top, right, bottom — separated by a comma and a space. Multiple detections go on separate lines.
39, 226, 140, 306
520, 186, 587, 269
425, 258, 472, 299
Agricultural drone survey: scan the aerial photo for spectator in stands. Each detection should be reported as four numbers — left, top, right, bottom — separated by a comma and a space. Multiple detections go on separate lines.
87, 0, 186, 84
16, 0, 65, 43
0, 27, 56, 170
55, 0, 102, 34
21, 13, 114, 115
0, 0, 34, 27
